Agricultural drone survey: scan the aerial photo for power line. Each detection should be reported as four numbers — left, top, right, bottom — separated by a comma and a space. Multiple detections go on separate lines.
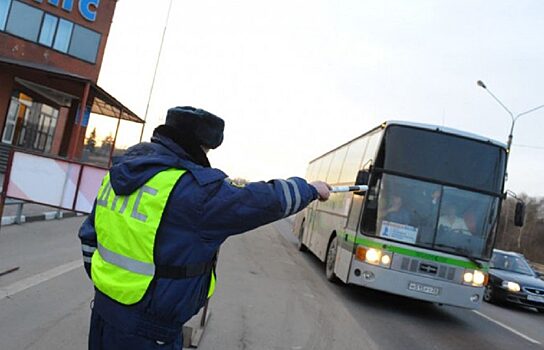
512, 143, 544, 150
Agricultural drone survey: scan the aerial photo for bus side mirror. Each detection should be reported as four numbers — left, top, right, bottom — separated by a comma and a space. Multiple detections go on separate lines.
355, 170, 369, 186
354, 170, 370, 196
514, 202, 525, 227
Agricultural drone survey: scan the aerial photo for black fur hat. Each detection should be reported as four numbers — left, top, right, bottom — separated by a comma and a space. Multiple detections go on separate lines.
165, 106, 224, 149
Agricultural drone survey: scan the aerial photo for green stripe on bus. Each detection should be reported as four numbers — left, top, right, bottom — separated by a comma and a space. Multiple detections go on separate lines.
342, 232, 488, 271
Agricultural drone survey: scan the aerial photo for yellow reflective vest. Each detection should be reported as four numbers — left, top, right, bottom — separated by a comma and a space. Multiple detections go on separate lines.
91, 168, 216, 305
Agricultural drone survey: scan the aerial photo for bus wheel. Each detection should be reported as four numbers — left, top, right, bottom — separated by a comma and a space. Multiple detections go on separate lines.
325, 236, 339, 282
298, 220, 308, 252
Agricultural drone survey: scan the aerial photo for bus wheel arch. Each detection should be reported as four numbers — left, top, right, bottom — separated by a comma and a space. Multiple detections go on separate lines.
325, 232, 339, 282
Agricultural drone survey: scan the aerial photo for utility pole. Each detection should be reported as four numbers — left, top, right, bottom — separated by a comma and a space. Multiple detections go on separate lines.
139, 0, 174, 142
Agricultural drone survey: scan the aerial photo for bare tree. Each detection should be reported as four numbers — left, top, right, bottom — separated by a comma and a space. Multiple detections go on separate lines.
496, 195, 544, 263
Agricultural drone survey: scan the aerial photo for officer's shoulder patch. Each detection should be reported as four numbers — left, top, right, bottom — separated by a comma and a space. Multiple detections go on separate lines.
225, 177, 249, 189
229, 182, 246, 189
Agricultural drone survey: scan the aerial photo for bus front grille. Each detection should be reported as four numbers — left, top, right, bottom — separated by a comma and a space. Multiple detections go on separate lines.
399, 257, 457, 282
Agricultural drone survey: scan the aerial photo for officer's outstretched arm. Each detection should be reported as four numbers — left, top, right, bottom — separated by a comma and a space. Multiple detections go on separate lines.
78, 205, 97, 278
196, 177, 319, 240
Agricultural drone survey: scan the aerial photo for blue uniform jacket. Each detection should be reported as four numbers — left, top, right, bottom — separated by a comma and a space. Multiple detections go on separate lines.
79, 134, 318, 341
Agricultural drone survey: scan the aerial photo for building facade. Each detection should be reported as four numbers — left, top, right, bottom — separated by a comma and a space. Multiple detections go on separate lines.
0, 0, 141, 170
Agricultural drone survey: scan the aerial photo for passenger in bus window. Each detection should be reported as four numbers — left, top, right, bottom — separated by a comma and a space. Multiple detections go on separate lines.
463, 211, 478, 235
383, 195, 412, 225
438, 204, 471, 234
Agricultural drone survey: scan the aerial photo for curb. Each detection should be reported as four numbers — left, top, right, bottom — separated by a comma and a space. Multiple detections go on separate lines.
1, 211, 85, 226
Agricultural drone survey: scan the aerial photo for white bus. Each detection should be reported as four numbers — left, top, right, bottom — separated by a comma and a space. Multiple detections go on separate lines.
294, 121, 514, 309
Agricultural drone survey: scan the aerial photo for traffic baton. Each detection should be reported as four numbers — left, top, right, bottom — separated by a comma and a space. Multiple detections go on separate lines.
330, 185, 368, 193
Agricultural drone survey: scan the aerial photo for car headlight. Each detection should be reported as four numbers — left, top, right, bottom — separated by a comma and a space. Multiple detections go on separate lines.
463, 269, 487, 287
501, 281, 521, 292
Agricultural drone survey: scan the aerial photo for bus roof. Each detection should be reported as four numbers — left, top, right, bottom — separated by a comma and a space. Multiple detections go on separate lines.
310, 120, 507, 163
386, 120, 507, 148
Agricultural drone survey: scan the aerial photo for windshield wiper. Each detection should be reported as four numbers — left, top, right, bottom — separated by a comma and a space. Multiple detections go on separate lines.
434, 244, 483, 269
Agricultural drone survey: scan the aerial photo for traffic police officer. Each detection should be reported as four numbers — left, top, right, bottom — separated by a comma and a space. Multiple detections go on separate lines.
79, 106, 331, 349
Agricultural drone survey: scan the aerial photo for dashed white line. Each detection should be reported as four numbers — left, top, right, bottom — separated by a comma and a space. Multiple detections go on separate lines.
0, 260, 82, 301
472, 310, 541, 345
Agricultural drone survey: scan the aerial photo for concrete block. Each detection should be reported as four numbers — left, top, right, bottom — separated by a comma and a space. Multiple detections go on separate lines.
1, 216, 15, 226
1, 215, 26, 225
44, 211, 58, 220
182, 306, 211, 348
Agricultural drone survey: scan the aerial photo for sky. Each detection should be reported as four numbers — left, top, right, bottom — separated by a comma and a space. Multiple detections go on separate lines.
97, 0, 544, 197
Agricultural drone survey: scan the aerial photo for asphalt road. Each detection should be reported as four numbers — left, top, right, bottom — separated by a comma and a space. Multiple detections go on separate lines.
200, 219, 543, 350
271, 220, 544, 350
0, 217, 542, 350
0, 217, 92, 350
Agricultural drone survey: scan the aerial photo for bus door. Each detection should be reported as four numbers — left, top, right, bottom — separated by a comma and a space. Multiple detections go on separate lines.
305, 201, 319, 250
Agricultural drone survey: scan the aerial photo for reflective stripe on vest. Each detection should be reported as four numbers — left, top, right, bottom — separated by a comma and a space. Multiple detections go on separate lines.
92, 169, 185, 305
208, 270, 216, 298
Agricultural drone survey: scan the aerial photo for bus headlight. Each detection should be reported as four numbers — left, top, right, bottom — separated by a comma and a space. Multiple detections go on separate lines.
473, 270, 486, 286
365, 248, 381, 265
463, 269, 487, 287
501, 281, 521, 292
380, 254, 391, 266
463, 272, 474, 284
355, 247, 392, 268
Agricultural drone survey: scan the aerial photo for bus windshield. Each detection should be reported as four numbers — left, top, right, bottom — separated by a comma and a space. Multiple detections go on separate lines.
371, 174, 500, 259
360, 126, 507, 260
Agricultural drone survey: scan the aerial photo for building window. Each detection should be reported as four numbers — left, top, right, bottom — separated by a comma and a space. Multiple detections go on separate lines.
5, 1, 43, 42
0, 0, 11, 31
0, 0, 101, 64
69, 24, 100, 63
38, 13, 57, 46
34, 105, 58, 152
17, 101, 59, 153
53, 18, 73, 53
1, 97, 19, 144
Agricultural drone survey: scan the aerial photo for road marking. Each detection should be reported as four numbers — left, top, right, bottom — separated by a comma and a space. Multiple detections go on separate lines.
0, 260, 82, 301
472, 310, 541, 345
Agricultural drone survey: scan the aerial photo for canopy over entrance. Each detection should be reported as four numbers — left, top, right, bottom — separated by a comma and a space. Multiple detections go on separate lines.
0, 56, 143, 124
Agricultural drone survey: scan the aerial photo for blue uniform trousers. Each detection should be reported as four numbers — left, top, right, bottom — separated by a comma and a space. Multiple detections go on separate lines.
89, 309, 183, 350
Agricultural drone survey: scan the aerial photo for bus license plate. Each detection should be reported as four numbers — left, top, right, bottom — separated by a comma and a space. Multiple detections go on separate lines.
408, 281, 440, 296
527, 295, 544, 303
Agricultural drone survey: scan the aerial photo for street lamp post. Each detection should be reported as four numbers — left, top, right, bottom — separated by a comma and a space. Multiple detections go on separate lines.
477, 80, 543, 248
477, 80, 544, 157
